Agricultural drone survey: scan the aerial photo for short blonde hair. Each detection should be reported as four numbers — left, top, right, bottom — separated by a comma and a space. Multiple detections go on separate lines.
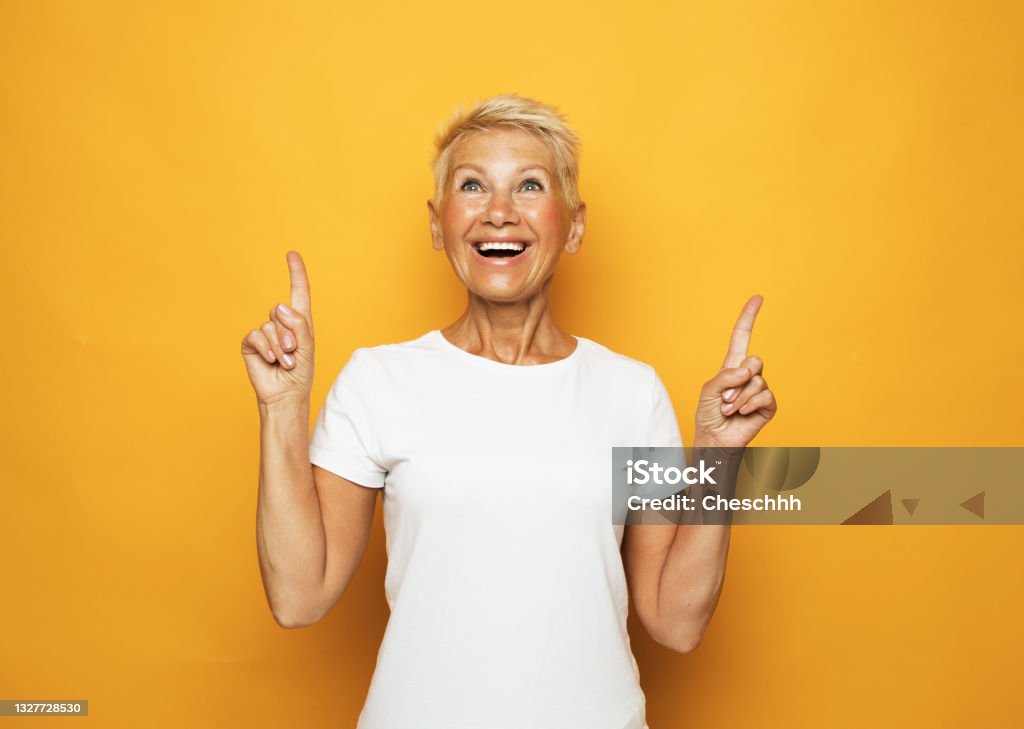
431, 93, 582, 212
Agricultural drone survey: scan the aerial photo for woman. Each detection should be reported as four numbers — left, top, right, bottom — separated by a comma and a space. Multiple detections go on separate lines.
242, 94, 777, 729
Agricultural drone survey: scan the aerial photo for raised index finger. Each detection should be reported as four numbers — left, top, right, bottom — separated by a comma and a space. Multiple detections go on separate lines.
721, 294, 763, 370
286, 250, 312, 318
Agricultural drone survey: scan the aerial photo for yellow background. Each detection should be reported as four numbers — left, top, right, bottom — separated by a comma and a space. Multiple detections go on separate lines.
3, 1, 1022, 726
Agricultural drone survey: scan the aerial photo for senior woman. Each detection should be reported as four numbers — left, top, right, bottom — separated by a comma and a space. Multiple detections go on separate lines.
243, 94, 777, 729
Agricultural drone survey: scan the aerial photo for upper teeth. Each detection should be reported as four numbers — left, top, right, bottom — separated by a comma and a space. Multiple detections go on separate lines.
477, 241, 526, 252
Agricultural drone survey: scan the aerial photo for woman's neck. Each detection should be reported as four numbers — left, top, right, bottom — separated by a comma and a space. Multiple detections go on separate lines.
441, 290, 577, 365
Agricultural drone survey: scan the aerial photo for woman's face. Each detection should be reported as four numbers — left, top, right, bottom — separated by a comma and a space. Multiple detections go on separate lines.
428, 127, 585, 304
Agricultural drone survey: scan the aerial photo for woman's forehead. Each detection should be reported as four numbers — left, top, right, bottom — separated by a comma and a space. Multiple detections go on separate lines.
450, 128, 556, 172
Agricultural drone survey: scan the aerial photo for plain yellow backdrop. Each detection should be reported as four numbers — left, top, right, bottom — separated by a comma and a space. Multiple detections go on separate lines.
2, 1, 1022, 726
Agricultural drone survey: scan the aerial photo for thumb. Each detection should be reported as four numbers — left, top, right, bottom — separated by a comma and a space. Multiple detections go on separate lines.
275, 302, 314, 351
713, 366, 752, 398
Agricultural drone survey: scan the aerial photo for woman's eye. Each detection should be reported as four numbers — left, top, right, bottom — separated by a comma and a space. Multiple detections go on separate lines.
460, 179, 482, 192
522, 179, 544, 191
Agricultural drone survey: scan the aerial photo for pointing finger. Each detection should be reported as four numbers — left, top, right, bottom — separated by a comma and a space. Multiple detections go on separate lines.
287, 250, 312, 320
722, 294, 763, 370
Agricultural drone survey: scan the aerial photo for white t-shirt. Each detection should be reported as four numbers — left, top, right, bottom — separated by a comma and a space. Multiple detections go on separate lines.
308, 329, 683, 729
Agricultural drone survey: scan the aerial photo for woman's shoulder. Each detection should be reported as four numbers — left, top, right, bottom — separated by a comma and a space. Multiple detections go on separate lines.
341, 330, 446, 372
576, 336, 661, 382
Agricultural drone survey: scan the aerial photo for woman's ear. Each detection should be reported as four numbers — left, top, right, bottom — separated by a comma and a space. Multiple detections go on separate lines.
427, 199, 444, 251
564, 201, 587, 254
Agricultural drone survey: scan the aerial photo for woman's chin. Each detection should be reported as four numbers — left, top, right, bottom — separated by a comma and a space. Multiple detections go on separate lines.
466, 278, 537, 305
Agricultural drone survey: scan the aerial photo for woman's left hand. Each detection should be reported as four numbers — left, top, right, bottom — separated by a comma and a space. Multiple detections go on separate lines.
694, 295, 777, 448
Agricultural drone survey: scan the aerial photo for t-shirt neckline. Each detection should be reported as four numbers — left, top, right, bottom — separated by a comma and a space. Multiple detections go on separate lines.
427, 329, 587, 373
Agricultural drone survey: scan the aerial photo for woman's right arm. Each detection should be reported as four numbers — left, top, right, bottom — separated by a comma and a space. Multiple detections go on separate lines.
243, 251, 378, 628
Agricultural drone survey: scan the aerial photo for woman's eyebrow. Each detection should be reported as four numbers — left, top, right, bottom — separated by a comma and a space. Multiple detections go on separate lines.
451, 163, 551, 175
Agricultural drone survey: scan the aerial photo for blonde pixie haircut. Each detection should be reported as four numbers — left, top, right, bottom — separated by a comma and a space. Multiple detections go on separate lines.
431, 93, 582, 212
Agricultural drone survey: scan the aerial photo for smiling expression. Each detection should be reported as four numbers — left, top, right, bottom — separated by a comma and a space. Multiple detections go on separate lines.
428, 127, 586, 304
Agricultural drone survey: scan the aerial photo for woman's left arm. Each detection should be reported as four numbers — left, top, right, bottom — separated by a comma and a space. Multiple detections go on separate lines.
623, 295, 777, 653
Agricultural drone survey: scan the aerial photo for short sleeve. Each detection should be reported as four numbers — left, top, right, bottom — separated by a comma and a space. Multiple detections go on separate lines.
308, 349, 387, 488
649, 369, 684, 449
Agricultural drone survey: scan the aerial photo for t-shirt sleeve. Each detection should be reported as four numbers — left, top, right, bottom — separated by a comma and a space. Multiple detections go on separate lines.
308, 349, 387, 488
649, 368, 684, 449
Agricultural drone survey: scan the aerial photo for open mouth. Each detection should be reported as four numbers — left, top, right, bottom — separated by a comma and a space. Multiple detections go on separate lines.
473, 241, 529, 259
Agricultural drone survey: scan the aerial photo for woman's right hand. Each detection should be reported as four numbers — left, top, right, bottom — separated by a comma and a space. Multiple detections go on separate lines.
241, 250, 315, 406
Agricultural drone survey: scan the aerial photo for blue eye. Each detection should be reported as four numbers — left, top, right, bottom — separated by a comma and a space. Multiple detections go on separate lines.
522, 179, 543, 191
460, 179, 482, 191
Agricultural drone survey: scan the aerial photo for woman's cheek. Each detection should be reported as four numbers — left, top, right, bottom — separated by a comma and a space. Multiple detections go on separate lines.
540, 201, 573, 239
529, 201, 567, 232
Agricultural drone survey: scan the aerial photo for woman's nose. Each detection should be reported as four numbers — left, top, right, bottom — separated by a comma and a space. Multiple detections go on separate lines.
483, 191, 518, 226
